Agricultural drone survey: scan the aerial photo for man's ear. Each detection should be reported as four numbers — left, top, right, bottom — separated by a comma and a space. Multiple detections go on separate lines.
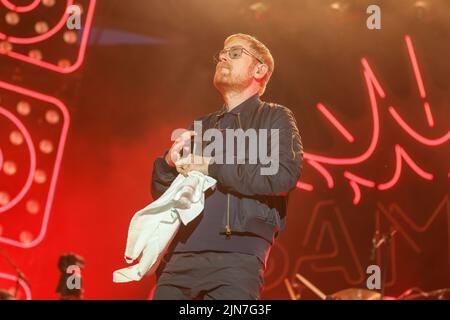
254, 64, 268, 81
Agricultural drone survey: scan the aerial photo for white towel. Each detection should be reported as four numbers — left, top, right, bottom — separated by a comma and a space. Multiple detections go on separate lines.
113, 171, 216, 283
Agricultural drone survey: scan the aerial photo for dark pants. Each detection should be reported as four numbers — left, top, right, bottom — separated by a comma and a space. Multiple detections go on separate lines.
152, 251, 265, 300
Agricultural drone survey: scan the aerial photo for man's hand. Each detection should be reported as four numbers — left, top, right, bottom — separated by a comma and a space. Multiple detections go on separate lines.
165, 130, 197, 168
175, 154, 212, 176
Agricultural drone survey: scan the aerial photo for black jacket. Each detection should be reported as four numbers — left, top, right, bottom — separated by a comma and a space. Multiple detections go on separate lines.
151, 95, 303, 243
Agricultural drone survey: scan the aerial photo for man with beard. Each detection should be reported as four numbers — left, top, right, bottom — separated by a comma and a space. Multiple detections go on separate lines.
151, 33, 303, 300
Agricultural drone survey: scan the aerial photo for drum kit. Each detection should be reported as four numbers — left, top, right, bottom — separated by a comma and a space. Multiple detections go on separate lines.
284, 274, 387, 300
283, 228, 450, 300
284, 274, 450, 300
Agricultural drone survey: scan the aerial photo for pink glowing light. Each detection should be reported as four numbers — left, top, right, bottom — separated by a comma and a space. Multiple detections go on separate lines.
344, 171, 375, 205
349, 181, 361, 205
0, 272, 32, 299
307, 160, 334, 188
0, 0, 96, 73
405, 35, 427, 99
378, 145, 433, 190
0, 81, 70, 248
303, 58, 384, 165
317, 103, 355, 143
296, 181, 314, 192
1, 0, 40, 13
388, 106, 450, 146
423, 102, 434, 128
0, 1, 74, 44
360, 58, 386, 98
296, 34, 448, 205
0, 107, 36, 213
344, 171, 376, 188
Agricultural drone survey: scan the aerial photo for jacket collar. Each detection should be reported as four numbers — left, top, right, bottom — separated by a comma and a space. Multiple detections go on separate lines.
216, 94, 262, 119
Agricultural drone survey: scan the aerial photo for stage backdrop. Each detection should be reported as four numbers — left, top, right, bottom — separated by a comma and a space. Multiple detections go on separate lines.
0, 0, 449, 299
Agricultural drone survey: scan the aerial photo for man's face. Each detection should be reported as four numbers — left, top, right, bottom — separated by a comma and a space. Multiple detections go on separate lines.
213, 39, 258, 93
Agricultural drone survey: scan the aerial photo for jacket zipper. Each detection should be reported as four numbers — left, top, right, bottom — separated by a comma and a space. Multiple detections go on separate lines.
224, 113, 242, 236
213, 114, 232, 236
225, 193, 231, 236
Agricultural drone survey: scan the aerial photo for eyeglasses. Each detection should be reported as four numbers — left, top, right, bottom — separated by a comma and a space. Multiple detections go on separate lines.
213, 45, 264, 64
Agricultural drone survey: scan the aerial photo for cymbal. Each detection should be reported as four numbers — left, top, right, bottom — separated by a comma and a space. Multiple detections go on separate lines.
331, 288, 382, 300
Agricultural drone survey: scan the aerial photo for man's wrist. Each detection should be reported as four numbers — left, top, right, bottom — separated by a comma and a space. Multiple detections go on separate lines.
165, 150, 175, 168
207, 161, 220, 179
164, 149, 176, 169
204, 157, 212, 176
